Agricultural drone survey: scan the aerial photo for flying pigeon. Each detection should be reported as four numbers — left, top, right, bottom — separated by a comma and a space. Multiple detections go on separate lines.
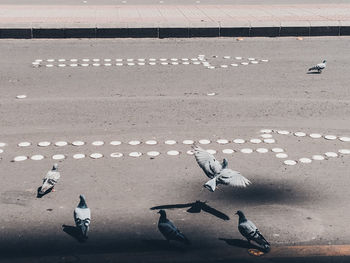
157, 210, 190, 245
192, 145, 251, 192
236, 210, 270, 252
74, 195, 91, 240
39, 163, 60, 195
308, 60, 326, 73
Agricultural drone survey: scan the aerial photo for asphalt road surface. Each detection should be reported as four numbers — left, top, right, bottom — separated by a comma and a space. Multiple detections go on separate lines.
0, 0, 347, 5
1, 37, 350, 262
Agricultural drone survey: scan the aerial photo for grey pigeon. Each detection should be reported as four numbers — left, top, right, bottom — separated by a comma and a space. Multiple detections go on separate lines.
157, 210, 190, 245
192, 145, 251, 192
39, 163, 60, 195
236, 210, 270, 251
74, 195, 91, 240
308, 60, 326, 73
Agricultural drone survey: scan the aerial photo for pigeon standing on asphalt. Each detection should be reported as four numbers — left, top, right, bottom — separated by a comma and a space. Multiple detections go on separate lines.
74, 195, 91, 240
192, 145, 251, 192
308, 60, 326, 73
157, 210, 190, 245
39, 163, 60, 195
236, 210, 270, 252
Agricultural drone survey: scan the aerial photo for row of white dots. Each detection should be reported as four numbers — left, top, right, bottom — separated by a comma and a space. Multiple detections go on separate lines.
260, 129, 350, 142
11, 147, 284, 162
283, 149, 350, 166
0, 138, 276, 148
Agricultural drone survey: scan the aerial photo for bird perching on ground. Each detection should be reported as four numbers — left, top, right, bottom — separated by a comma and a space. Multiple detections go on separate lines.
236, 210, 270, 252
74, 195, 91, 240
308, 60, 326, 73
157, 210, 190, 245
192, 145, 251, 192
39, 163, 60, 195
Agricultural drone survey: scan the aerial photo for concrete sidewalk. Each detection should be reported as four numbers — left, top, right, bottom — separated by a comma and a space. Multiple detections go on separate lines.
0, 4, 350, 38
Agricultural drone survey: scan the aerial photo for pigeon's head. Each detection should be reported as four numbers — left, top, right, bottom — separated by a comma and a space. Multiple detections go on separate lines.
158, 210, 166, 216
235, 210, 245, 218
52, 163, 58, 171
78, 195, 88, 208
222, 158, 228, 168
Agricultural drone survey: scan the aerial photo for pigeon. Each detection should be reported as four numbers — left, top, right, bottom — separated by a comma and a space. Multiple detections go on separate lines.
74, 195, 91, 240
236, 210, 270, 252
39, 163, 60, 195
157, 210, 190, 245
192, 145, 251, 192
308, 60, 326, 73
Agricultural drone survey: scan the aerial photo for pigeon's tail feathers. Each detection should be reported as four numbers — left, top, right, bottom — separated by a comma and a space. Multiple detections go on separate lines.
254, 230, 270, 251
204, 178, 216, 192
308, 66, 317, 71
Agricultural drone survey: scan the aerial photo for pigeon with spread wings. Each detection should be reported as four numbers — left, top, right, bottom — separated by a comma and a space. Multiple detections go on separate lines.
192, 145, 251, 192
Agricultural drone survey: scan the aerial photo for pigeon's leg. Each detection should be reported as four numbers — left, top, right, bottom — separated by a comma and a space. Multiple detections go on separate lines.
51, 187, 55, 192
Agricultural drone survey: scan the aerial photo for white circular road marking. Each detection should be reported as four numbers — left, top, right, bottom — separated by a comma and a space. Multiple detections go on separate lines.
217, 139, 229, 144
241, 148, 253, 154
73, 154, 86, 159
310, 133, 322, 139
183, 140, 194, 145
92, 141, 104, 146
16, 95, 27, 99
72, 141, 85, 146
129, 140, 141, 146
129, 152, 142, 157
147, 151, 160, 157
0, 142, 6, 147
110, 141, 122, 146
312, 155, 325, 161
260, 129, 272, 133
250, 139, 262, 144
167, 150, 180, 156
38, 141, 51, 147
284, 160, 297, 166
294, 132, 306, 137
55, 141, 68, 147
264, 139, 276, 144
299, 158, 312, 164
31, 155, 44, 161
261, 134, 273, 139
233, 139, 245, 144
339, 137, 350, 142
222, 149, 235, 154
14, 156, 28, 162
272, 148, 284, 153
90, 153, 103, 159
52, 154, 65, 160
256, 148, 268, 153
277, 130, 290, 135
199, 139, 211, 145
324, 135, 337, 140
186, 150, 194, 155
325, 152, 338, 158
165, 140, 177, 145
276, 153, 288, 159
339, 149, 350, 154
18, 142, 31, 147
145, 140, 157, 145
110, 152, 123, 158
206, 149, 217, 154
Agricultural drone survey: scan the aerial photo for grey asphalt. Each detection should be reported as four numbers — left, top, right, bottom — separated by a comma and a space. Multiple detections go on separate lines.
0, 37, 350, 262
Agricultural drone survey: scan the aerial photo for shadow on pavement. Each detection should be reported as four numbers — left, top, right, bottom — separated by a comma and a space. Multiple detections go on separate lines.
150, 200, 230, 220
62, 224, 86, 243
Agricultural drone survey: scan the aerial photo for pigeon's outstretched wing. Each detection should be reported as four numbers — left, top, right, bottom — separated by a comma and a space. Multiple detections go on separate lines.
239, 220, 270, 250
192, 145, 222, 178
216, 169, 251, 188
158, 219, 190, 245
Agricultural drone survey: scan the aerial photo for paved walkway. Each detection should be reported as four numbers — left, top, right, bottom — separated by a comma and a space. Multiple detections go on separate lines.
0, 4, 350, 37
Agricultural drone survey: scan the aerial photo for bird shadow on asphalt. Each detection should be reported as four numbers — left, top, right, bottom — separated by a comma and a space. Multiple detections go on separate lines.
219, 238, 261, 250
307, 71, 321, 74
150, 200, 230, 220
36, 186, 52, 198
62, 225, 86, 243
214, 182, 306, 204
